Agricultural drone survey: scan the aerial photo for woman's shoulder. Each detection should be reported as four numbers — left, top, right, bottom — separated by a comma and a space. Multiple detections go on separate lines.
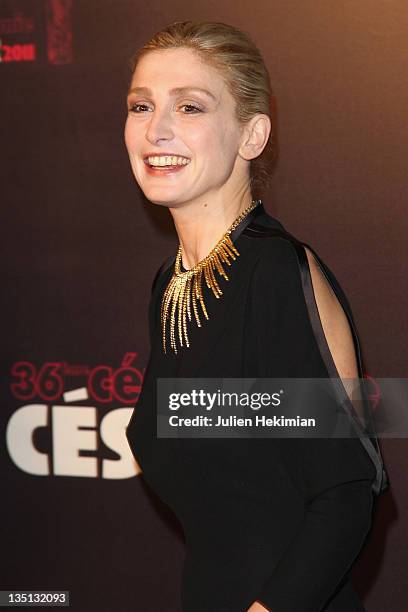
245, 210, 329, 278
246, 216, 360, 382
246, 219, 319, 302
254, 226, 341, 313
246, 214, 348, 317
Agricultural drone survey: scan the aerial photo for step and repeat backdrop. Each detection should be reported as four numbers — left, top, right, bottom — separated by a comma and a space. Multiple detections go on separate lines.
2, 1, 407, 610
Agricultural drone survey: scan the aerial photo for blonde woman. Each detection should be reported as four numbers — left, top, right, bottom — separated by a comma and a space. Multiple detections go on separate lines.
125, 21, 388, 612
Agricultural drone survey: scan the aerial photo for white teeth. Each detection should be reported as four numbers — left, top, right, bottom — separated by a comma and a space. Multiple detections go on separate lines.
147, 155, 191, 167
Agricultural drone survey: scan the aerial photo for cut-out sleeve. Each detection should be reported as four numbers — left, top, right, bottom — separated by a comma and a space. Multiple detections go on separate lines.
247, 238, 377, 612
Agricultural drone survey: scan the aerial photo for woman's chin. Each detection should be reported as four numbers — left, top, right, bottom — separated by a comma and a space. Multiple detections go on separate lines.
140, 191, 184, 207
139, 183, 190, 204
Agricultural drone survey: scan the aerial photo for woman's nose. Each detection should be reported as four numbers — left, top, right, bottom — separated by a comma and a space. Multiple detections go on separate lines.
145, 109, 174, 144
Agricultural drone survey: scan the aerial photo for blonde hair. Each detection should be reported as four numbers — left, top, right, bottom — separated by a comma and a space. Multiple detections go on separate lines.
129, 21, 278, 197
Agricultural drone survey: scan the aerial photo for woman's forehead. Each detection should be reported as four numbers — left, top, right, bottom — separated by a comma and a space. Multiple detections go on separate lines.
131, 48, 225, 91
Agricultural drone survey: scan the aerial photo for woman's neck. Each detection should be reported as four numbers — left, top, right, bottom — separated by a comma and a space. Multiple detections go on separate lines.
170, 190, 254, 270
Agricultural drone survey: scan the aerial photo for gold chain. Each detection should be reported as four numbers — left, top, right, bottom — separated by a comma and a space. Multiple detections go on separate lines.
160, 200, 258, 354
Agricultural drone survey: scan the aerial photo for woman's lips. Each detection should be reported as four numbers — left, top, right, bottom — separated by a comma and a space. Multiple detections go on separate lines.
143, 162, 189, 176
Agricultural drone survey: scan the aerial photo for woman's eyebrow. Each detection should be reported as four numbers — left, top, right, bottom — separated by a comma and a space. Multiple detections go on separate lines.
127, 86, 217, 101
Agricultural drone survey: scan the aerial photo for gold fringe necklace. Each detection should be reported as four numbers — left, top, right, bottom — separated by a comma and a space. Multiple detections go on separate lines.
160, 200, 258, 354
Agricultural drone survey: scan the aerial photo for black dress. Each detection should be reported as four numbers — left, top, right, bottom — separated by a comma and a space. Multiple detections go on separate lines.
126, 201, 388, 612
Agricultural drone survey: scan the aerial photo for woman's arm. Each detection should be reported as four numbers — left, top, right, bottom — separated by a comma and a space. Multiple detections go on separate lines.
245, 241, 376, 612
248, 478, 374, 612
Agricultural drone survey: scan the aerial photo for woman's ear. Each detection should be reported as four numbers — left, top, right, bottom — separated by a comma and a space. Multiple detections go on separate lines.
239, 114, 272, 161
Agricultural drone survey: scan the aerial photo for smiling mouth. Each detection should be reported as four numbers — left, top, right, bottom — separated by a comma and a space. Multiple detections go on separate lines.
144, 155, 191, 168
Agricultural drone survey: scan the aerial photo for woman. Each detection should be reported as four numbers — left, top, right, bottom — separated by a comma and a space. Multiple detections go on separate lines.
124, 21, 388, 612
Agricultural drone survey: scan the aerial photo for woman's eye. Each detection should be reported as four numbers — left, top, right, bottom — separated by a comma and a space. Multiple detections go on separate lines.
128, 103, 151, 113
180, 104, 202, 114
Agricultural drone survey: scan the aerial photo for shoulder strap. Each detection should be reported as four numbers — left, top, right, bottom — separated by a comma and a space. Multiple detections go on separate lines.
244, 221, 389, 496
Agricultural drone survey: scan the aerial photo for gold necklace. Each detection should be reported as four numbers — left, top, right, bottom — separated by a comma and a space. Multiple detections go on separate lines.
160, 200, 258, 354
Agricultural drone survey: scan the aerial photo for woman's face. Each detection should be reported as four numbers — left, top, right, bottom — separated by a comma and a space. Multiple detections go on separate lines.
124, 47, 248, 206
